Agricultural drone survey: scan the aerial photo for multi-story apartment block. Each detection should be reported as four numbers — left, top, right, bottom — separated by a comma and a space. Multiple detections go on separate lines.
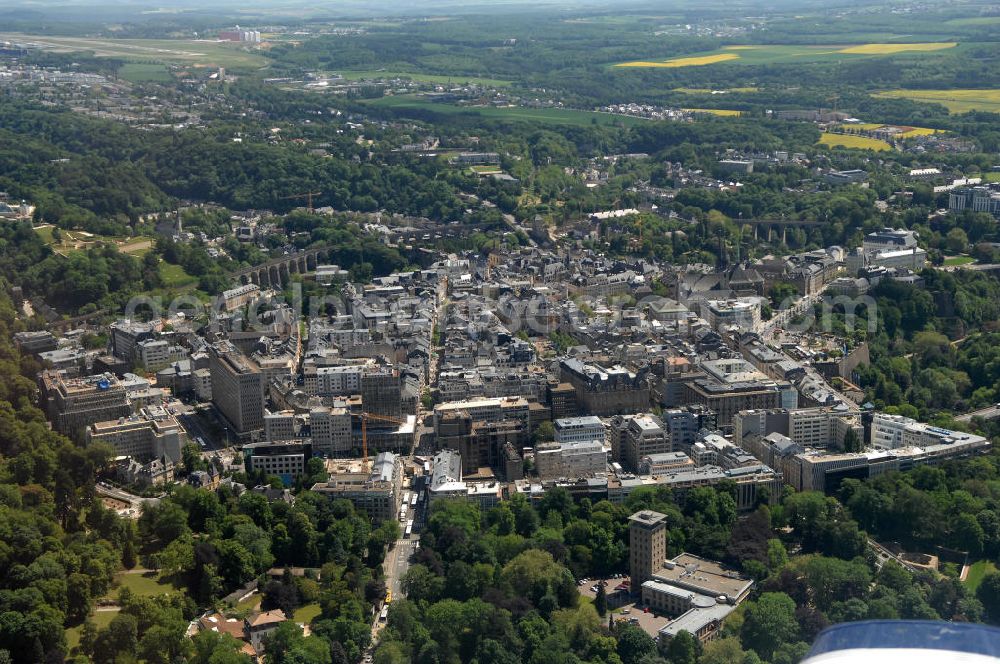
534, 441, 607, 480
311, 453, 402, 522
621, 414, 671, 473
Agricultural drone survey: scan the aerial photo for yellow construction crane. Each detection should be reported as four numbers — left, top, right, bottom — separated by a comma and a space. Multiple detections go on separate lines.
281, 191, 322, 213
360, 411, 408, 471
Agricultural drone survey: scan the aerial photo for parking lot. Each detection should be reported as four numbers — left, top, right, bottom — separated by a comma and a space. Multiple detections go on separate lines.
578, 575, 631, 606
577, 578, 671, 638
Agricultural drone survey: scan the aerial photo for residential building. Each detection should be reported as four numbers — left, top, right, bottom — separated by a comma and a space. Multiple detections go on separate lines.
311, 453, 403, 523
221, 283, 260, 312
621, 414, 671, 473
700, 297, 764, 333
245, 610, 287, 654
534, 440, 607, 480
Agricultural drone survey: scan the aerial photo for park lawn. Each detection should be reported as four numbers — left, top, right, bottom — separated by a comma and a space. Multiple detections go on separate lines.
34, 225, 55, 244
160, 261, 198, 288
292, 603, 322, 624
943, 255, 975, 266
366, 96, 650, 127
118, 63, 173, 82
66, 609, 119, 651
818, 132, 892, 151
102, 571, 182, 601
873, 89, 1000, 114
983, 172, 1000, 183
338, 70, 511, 87
236, 592, 262, 613
964, 560, 997, 592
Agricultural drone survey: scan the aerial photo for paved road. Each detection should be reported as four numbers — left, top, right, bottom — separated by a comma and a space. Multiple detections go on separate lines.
503, 213, 538, 248
385, 537, 419, 601
96, 483, 161, 518
955, 405, 1000, 423
175, 403, 228, 452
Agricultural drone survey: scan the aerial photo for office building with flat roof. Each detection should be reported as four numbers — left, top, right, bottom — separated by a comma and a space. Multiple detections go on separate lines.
642, 552, 753, 646
40, 371, 132, 436
554, 416, 606, 444
209, 341, 265, 438
244, 440, 312, 486
87, 405, 184, 463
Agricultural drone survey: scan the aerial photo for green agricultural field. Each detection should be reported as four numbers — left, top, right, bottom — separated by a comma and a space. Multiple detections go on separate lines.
338, 70, 511, 87
873, 89, 1000, 114
615, 42, 959, 68
366, 96, 650, 127
673, 87, 759, 94
118, 62, 173, 83
0, 33, 268, 69
818, 132, 892, 151
945, 16, 1000, 27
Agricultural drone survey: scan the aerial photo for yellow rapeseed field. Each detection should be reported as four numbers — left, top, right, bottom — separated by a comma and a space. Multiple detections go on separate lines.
615, 53, 740, 68
683, 108, 742, 116
837, 42, 956, 55
818, 132, 892, 151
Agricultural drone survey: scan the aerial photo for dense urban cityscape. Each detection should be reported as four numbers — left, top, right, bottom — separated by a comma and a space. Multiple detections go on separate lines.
1, 0, 1000, 662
